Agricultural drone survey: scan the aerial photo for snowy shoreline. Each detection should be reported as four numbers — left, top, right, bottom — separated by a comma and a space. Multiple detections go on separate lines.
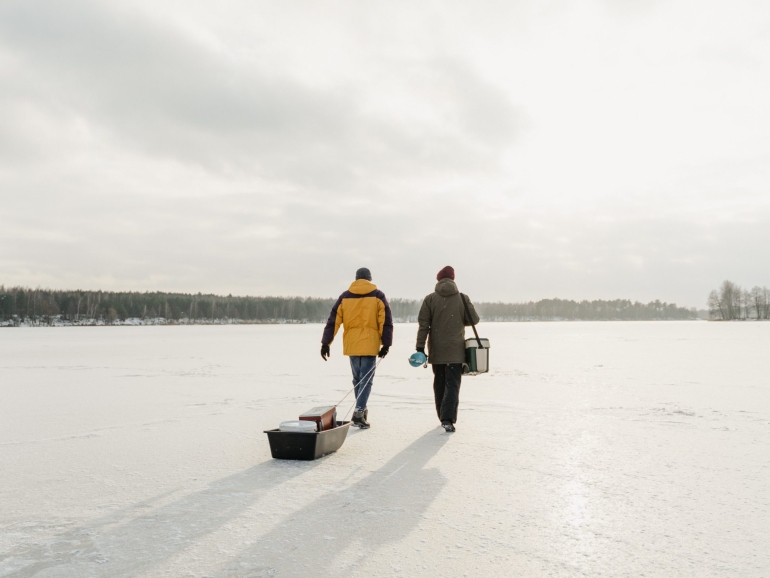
0, 316, 711, 328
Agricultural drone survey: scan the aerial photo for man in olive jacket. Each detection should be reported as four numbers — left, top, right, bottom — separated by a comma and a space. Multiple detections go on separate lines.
416, 266, 479, 432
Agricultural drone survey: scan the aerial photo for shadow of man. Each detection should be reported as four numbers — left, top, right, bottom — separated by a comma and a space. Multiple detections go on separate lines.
218, 429, 450, 577
2, 459, 322, 578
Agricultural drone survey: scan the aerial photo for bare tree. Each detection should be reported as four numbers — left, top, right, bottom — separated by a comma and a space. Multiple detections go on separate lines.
750, 287, 764, 320
707, 290, 723, 319
741, 289, 752, 319
718, 280, 741, 320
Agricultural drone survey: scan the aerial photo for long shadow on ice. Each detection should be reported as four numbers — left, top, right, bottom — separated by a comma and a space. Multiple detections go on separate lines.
218, 429, 449, 576
1, 459, 320, 578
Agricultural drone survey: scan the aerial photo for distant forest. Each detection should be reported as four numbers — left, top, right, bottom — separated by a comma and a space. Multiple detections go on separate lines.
0, 286, 698, 326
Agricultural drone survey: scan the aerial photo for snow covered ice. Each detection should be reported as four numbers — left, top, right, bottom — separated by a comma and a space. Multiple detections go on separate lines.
1, 322, 768, 577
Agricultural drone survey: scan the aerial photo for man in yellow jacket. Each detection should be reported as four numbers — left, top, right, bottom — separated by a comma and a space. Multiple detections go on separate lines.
321, 268, 393, 429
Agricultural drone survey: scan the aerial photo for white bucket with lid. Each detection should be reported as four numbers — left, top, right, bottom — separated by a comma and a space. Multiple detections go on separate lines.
279, 420, 318, 433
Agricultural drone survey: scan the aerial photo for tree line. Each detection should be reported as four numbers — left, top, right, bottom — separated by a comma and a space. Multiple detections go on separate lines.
0, 287, 337, 325
707, 280, 770, 320
0, 286, 698, 326
474, 298, 696, 321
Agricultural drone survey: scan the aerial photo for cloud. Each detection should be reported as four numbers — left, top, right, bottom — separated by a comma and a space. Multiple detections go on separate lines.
0, 0, 518, 193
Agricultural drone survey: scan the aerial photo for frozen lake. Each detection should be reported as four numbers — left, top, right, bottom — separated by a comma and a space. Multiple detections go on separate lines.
1, 322, 768, 577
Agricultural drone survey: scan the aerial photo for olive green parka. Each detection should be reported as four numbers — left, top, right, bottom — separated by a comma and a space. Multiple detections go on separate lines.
416, 278, 480, 365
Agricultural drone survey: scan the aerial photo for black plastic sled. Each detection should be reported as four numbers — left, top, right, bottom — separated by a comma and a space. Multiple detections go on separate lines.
264, 421, 352, 460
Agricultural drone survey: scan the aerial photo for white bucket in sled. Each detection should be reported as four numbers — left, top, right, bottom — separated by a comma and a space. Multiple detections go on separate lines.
279, 420, 318, 433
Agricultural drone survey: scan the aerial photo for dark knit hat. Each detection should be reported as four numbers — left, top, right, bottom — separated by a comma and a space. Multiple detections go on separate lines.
436, 266, 455, 281
355, 267, 372, 281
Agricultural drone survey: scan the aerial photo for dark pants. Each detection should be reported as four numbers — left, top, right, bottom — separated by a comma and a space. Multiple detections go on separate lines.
432, 363, 463, 424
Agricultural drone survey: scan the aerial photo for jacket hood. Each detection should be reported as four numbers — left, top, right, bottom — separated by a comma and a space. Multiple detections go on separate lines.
349, 279, 377, 295
435, 278, 459, 297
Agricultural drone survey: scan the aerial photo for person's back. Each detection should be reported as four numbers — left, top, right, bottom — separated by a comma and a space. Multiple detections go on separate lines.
321, 268, 392, 428
419, 277, 473, 365
324, 278, 389, 356
416, 266, 479, 432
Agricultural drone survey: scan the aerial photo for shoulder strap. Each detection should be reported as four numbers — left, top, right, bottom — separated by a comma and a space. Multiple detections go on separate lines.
460, 293, 484, 349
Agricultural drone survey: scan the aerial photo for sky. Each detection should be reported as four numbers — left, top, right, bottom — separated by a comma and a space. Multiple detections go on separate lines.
1, 0, 769, 308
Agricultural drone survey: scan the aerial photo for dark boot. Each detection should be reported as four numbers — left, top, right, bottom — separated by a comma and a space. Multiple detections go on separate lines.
352, 408, 370, 429
441, 421, 456, 433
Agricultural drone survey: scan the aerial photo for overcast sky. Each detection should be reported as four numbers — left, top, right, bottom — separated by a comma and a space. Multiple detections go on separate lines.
1, 0, 769, 307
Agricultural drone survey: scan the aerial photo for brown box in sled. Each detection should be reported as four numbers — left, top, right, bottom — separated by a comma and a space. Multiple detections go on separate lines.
299, 406, 337, 431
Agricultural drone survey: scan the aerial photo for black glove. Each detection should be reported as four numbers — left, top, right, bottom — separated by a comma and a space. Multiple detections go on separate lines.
378, 346, 389, 358
416, 347, 425, 354
321, 344, 330, 361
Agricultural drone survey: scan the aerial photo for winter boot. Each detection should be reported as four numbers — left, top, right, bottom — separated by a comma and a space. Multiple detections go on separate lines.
352, 408, 370, 429
441, 421, 456, 433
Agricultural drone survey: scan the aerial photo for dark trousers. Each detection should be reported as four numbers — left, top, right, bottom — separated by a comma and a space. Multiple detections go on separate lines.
432, 363, 463, 424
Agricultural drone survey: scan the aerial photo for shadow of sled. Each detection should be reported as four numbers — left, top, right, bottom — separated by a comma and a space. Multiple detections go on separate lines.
1, 458, 324, 578
218, 429, 450, 576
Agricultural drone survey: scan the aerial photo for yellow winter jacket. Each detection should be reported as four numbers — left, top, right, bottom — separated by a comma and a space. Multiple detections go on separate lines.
321, 279, 394, 356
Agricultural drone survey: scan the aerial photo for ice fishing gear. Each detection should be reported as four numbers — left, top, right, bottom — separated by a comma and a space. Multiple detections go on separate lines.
278, 420, 318, 433
265, 422, 352, 460
264, 356, 383, 459
266, 405, 348, 460
299, 406, 337, 431
409, 351, 428, 367
461, 293, 490, 375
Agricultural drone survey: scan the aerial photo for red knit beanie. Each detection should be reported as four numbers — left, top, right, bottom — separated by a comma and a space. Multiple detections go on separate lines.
436, 266, 455, 281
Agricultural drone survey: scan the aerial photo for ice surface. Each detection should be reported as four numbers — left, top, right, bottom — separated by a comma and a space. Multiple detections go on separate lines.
1, 322, 768, 577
